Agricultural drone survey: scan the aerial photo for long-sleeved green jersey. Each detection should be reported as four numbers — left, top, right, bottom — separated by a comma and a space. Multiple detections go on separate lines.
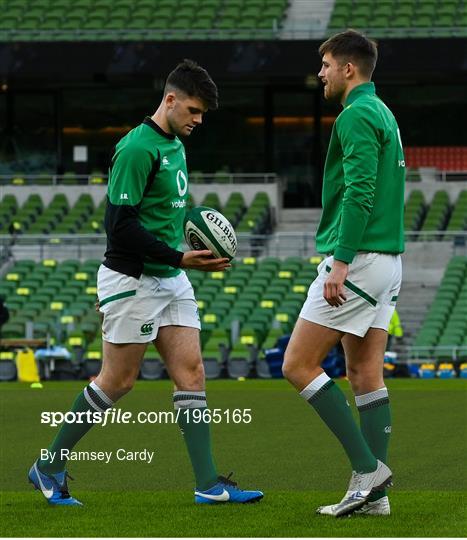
316, 82, 405, 264
104, 117, 187, 278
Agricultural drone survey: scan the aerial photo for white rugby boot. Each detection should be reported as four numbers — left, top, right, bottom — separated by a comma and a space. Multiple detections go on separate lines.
316, 460, 392, 517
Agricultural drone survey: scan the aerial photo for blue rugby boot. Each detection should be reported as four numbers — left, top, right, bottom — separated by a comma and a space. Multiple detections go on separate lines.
28, 460, 83, 506
195, 473, 263, 504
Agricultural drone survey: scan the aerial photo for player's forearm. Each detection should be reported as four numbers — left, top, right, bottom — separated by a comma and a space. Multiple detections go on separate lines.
106, 204, 184, 268
335, 202, 371, 263
335, 179, 375, 263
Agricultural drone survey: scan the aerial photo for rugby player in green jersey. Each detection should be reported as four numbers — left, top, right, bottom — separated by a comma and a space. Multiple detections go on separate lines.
29, 59, 263, 506
283, 31, 405, 517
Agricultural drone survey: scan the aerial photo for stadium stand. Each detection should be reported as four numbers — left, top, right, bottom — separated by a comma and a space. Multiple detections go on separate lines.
327, 0, 467, 38
446, 190, 467, 233
0, 255, 318, 378
0, 0, 291, 41
419, 190, 450, 236
6, 187, 466, 240
405, 146, 467, 170
0, 190, 273, 236
3, 252, 466, 380
404, 189, 425, 231
403, 189, 467, 233
411, 255, 467, 362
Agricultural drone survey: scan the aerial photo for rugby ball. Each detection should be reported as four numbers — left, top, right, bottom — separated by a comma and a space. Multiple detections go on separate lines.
184, 206, 237, 260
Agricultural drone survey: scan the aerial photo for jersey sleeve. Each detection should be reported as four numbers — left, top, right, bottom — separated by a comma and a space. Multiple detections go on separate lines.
108, 144, 152, 206
334, 106, 381, 264
105, 144, 184, 269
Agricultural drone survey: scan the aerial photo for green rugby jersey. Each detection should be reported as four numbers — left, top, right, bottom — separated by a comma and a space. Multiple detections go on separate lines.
316, 82, 405, 264
104, 117, 188, 278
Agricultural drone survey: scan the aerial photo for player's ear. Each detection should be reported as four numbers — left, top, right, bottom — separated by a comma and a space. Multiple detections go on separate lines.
344, 62, 355, 79
165, 92, 176, 109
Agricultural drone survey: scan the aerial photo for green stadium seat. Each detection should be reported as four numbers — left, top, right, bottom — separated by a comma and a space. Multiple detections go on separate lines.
201, 192, 222, 210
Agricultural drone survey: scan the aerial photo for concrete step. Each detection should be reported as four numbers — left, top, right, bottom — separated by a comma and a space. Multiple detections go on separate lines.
281, 0, 333, 38
276, 223, 316, 232
280, 208, 321, 223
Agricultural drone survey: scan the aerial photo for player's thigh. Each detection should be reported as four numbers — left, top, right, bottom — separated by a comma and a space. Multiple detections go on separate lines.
97, 265, 167, 344
342, 328, 387, 393
154, 325, 204, 390
95, 341, 148, 400
284, 318, 343, 370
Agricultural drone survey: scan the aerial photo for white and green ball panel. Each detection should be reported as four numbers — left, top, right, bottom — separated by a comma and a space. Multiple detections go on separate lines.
184, 206, 237, 261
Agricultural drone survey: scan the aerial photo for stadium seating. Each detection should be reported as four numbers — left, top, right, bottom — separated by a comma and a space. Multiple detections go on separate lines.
0, 0, 290, 41
0, 351, 17, 381
405, 147, 467, 170
328, 0, 467, 38
419, 190, 450, 236
404, 189, 425, 231
412, 255, 467, 362
5, 186, 465, 239
2, 253, 467, 379
403, 189, 467, 234
0, 258, 101, 343
445, 190, 467, 233
0, 190, 272, 235
0, 254, 318, 379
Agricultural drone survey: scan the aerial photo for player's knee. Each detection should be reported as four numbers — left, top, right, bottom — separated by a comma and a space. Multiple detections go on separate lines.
347, 367, 383, 395
185, 359, 205, 387
109, 375, 136, 399
346, 365, 363, 391
119, 378, 136, 395
282, 351, 297, 381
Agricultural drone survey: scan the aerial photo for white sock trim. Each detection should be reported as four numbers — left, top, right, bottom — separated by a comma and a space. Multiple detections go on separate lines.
89, 380, 114, 407
300, 372, 331, 401
355, 387, 388, 407
83, 387, 105, 412
173, 390, 207, 410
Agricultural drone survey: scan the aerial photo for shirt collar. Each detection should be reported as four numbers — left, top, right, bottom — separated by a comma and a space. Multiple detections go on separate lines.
143, 116, 175, 140
344, 82, 375, 107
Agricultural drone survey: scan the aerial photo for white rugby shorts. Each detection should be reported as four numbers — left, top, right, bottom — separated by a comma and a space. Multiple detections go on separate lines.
299, 252, 402, 337
97, 265, 201, 344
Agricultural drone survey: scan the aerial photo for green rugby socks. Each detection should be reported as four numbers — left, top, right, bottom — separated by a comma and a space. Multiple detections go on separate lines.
300, 373, 377, 474
174, 390, 218, 491
38, 381, 114, 475
356, 387, 391, 501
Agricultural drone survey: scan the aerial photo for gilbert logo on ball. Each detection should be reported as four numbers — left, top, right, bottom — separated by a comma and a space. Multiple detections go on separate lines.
184, 206, 237, 260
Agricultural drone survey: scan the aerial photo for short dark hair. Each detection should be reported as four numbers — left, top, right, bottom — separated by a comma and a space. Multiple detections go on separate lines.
165, 59, 218, 110
319, 29, 378, 78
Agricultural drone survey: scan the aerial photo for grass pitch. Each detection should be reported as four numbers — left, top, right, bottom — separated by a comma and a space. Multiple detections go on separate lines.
1, 378, 466, 537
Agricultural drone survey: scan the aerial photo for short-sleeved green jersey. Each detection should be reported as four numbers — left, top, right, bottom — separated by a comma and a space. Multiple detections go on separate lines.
316, 82, 405, 264
104, 117, 187, 278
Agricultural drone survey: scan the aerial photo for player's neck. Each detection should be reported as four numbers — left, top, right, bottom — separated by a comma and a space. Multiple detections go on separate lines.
151, 107, 173, 135
340, 79, 370, 106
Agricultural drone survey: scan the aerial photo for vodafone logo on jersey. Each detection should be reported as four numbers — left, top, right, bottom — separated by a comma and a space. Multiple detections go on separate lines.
176, 170, 188, 197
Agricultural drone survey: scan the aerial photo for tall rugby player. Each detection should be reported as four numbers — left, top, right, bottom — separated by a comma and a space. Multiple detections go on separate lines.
283, 31, 404, 517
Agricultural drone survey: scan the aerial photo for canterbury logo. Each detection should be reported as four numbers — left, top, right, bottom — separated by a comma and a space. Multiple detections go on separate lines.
384, 426, 392, 433
140, 322, 154, 335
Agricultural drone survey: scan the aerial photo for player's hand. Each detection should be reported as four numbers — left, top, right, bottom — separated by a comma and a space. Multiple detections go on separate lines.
180, 250, 231, 272
323, 260, 348, 307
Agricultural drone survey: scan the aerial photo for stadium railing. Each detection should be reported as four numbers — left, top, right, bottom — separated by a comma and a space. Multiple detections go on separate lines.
1, 231, 466, 259
409, 345, 467, 362
0, 27, 283, 42
284, 25, 467, 40
0, 173, 279, 185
